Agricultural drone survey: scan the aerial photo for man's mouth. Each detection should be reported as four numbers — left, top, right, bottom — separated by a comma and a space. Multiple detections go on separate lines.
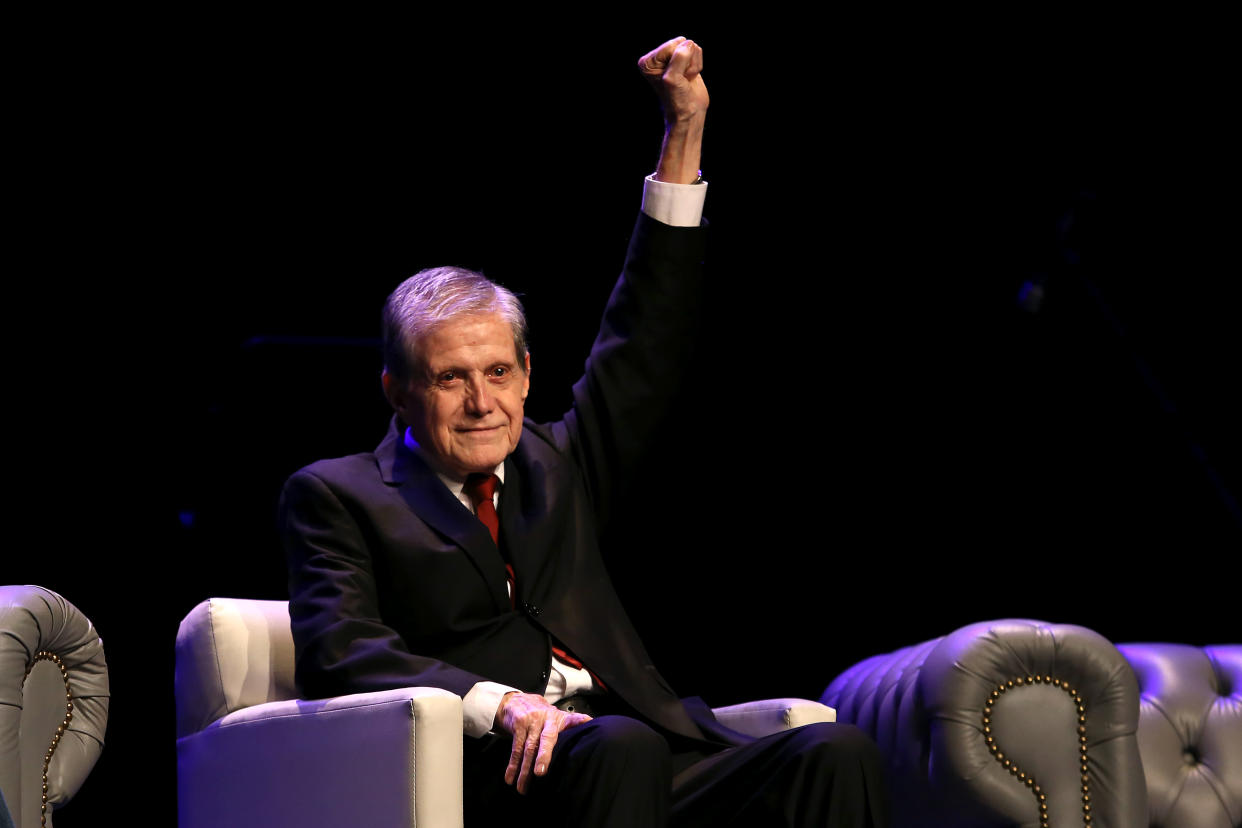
458, 425, 504, 434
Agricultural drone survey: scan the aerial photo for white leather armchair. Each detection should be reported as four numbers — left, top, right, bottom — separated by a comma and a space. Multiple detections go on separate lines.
176, 598, 464, 828
176, 597, 835, 828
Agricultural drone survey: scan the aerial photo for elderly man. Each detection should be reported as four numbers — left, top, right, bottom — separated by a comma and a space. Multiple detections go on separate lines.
280, 37, 887, 827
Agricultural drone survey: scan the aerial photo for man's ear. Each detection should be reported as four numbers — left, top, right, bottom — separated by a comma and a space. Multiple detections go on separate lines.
521, 352, 531, 402
382, 369, 409, 418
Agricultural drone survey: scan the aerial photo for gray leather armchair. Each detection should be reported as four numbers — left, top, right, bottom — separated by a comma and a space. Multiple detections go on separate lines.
177, 597, 836, 828
822, 619, 1241, 828
0, 586, 110, 828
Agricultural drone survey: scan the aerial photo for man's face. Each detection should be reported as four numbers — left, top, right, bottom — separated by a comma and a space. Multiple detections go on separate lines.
386, 313, 530, 480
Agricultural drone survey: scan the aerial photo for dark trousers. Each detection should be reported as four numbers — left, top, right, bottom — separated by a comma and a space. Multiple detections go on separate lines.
463, 715, 889, 827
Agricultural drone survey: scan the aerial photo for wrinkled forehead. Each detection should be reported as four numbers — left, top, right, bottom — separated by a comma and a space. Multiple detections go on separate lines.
413, 312, 526, 373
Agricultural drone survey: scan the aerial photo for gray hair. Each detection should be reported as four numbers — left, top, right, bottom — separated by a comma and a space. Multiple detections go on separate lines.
382, 266, 528, 383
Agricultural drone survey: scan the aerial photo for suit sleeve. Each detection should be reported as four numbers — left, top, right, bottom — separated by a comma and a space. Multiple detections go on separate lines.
554, 211, 708, 529
280, 466, 489, 701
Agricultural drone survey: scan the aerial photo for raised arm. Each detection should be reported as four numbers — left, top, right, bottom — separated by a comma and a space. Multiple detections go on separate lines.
492, 35, 711, 797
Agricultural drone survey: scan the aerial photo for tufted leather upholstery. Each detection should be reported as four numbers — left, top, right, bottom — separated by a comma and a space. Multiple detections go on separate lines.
0, 586, 109, 828
826, 622, 1242, 828
1117, 644, 1242, 828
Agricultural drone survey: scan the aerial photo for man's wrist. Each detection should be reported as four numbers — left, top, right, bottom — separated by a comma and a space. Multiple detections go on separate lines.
653, 116, 706, 185
463, 681, 521, 738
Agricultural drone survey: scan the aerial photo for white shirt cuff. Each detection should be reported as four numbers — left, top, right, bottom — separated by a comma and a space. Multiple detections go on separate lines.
641, 175, 707, 227
462, 680, 520, 738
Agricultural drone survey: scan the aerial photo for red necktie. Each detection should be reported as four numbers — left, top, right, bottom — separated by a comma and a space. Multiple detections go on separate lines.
464, 473, 513, 605
464, 473, 501, 544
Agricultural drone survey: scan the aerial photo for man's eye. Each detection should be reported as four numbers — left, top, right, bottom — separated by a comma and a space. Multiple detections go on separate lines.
491, 366, 508, 378
438, 372, 457, 383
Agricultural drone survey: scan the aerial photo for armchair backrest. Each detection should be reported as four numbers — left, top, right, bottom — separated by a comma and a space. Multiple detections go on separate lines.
0, 586, 109, 828
174, 598, 297, 740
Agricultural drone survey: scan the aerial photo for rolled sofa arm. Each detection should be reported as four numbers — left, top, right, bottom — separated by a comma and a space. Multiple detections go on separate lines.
0, 585, 109, 828
822, 619, 1146, 828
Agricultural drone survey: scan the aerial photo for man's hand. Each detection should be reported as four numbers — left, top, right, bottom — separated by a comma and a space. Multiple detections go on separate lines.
495, 691, 592, 794
638, 37, 709, 184
638, 36, 709, 125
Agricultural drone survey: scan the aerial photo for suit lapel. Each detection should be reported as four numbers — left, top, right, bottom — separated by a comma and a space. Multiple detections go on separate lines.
498, 434, 564, 606
498, 450, 540, 574
376, 416, 511, 612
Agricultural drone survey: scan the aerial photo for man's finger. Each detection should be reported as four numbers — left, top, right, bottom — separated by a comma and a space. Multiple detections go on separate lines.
516, 723, 544, 794
504, 722, 529, 786
532, 715, 562, 778
665, 38, 697, 81
685, 40, 703, 77
638, 36, 687, 78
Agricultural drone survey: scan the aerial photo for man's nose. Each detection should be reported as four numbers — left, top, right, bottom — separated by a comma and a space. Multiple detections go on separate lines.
464, 379, 494, 415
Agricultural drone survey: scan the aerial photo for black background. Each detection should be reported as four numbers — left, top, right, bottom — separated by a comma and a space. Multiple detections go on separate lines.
9, 16, 1239, 824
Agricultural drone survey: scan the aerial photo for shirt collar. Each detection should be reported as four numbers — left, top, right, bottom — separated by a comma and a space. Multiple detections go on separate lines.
403, 426, 505, 501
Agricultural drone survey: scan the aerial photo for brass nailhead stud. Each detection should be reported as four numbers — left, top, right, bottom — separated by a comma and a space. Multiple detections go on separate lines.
983, 674, 1090, 827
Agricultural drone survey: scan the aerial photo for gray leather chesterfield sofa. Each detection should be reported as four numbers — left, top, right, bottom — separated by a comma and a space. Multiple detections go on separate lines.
822, 619, 1241, 828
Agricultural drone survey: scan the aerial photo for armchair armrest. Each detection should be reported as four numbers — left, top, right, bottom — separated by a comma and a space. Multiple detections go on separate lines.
823, 619, 1146, 828
711, 698, 836, 739
177, 687, 463, 828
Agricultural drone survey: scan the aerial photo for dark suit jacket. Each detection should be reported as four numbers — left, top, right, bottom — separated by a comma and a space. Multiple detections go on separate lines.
280, 212, 724, 744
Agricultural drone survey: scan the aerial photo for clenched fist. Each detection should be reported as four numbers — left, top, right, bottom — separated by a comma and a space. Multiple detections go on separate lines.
638, 36, 709, 125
